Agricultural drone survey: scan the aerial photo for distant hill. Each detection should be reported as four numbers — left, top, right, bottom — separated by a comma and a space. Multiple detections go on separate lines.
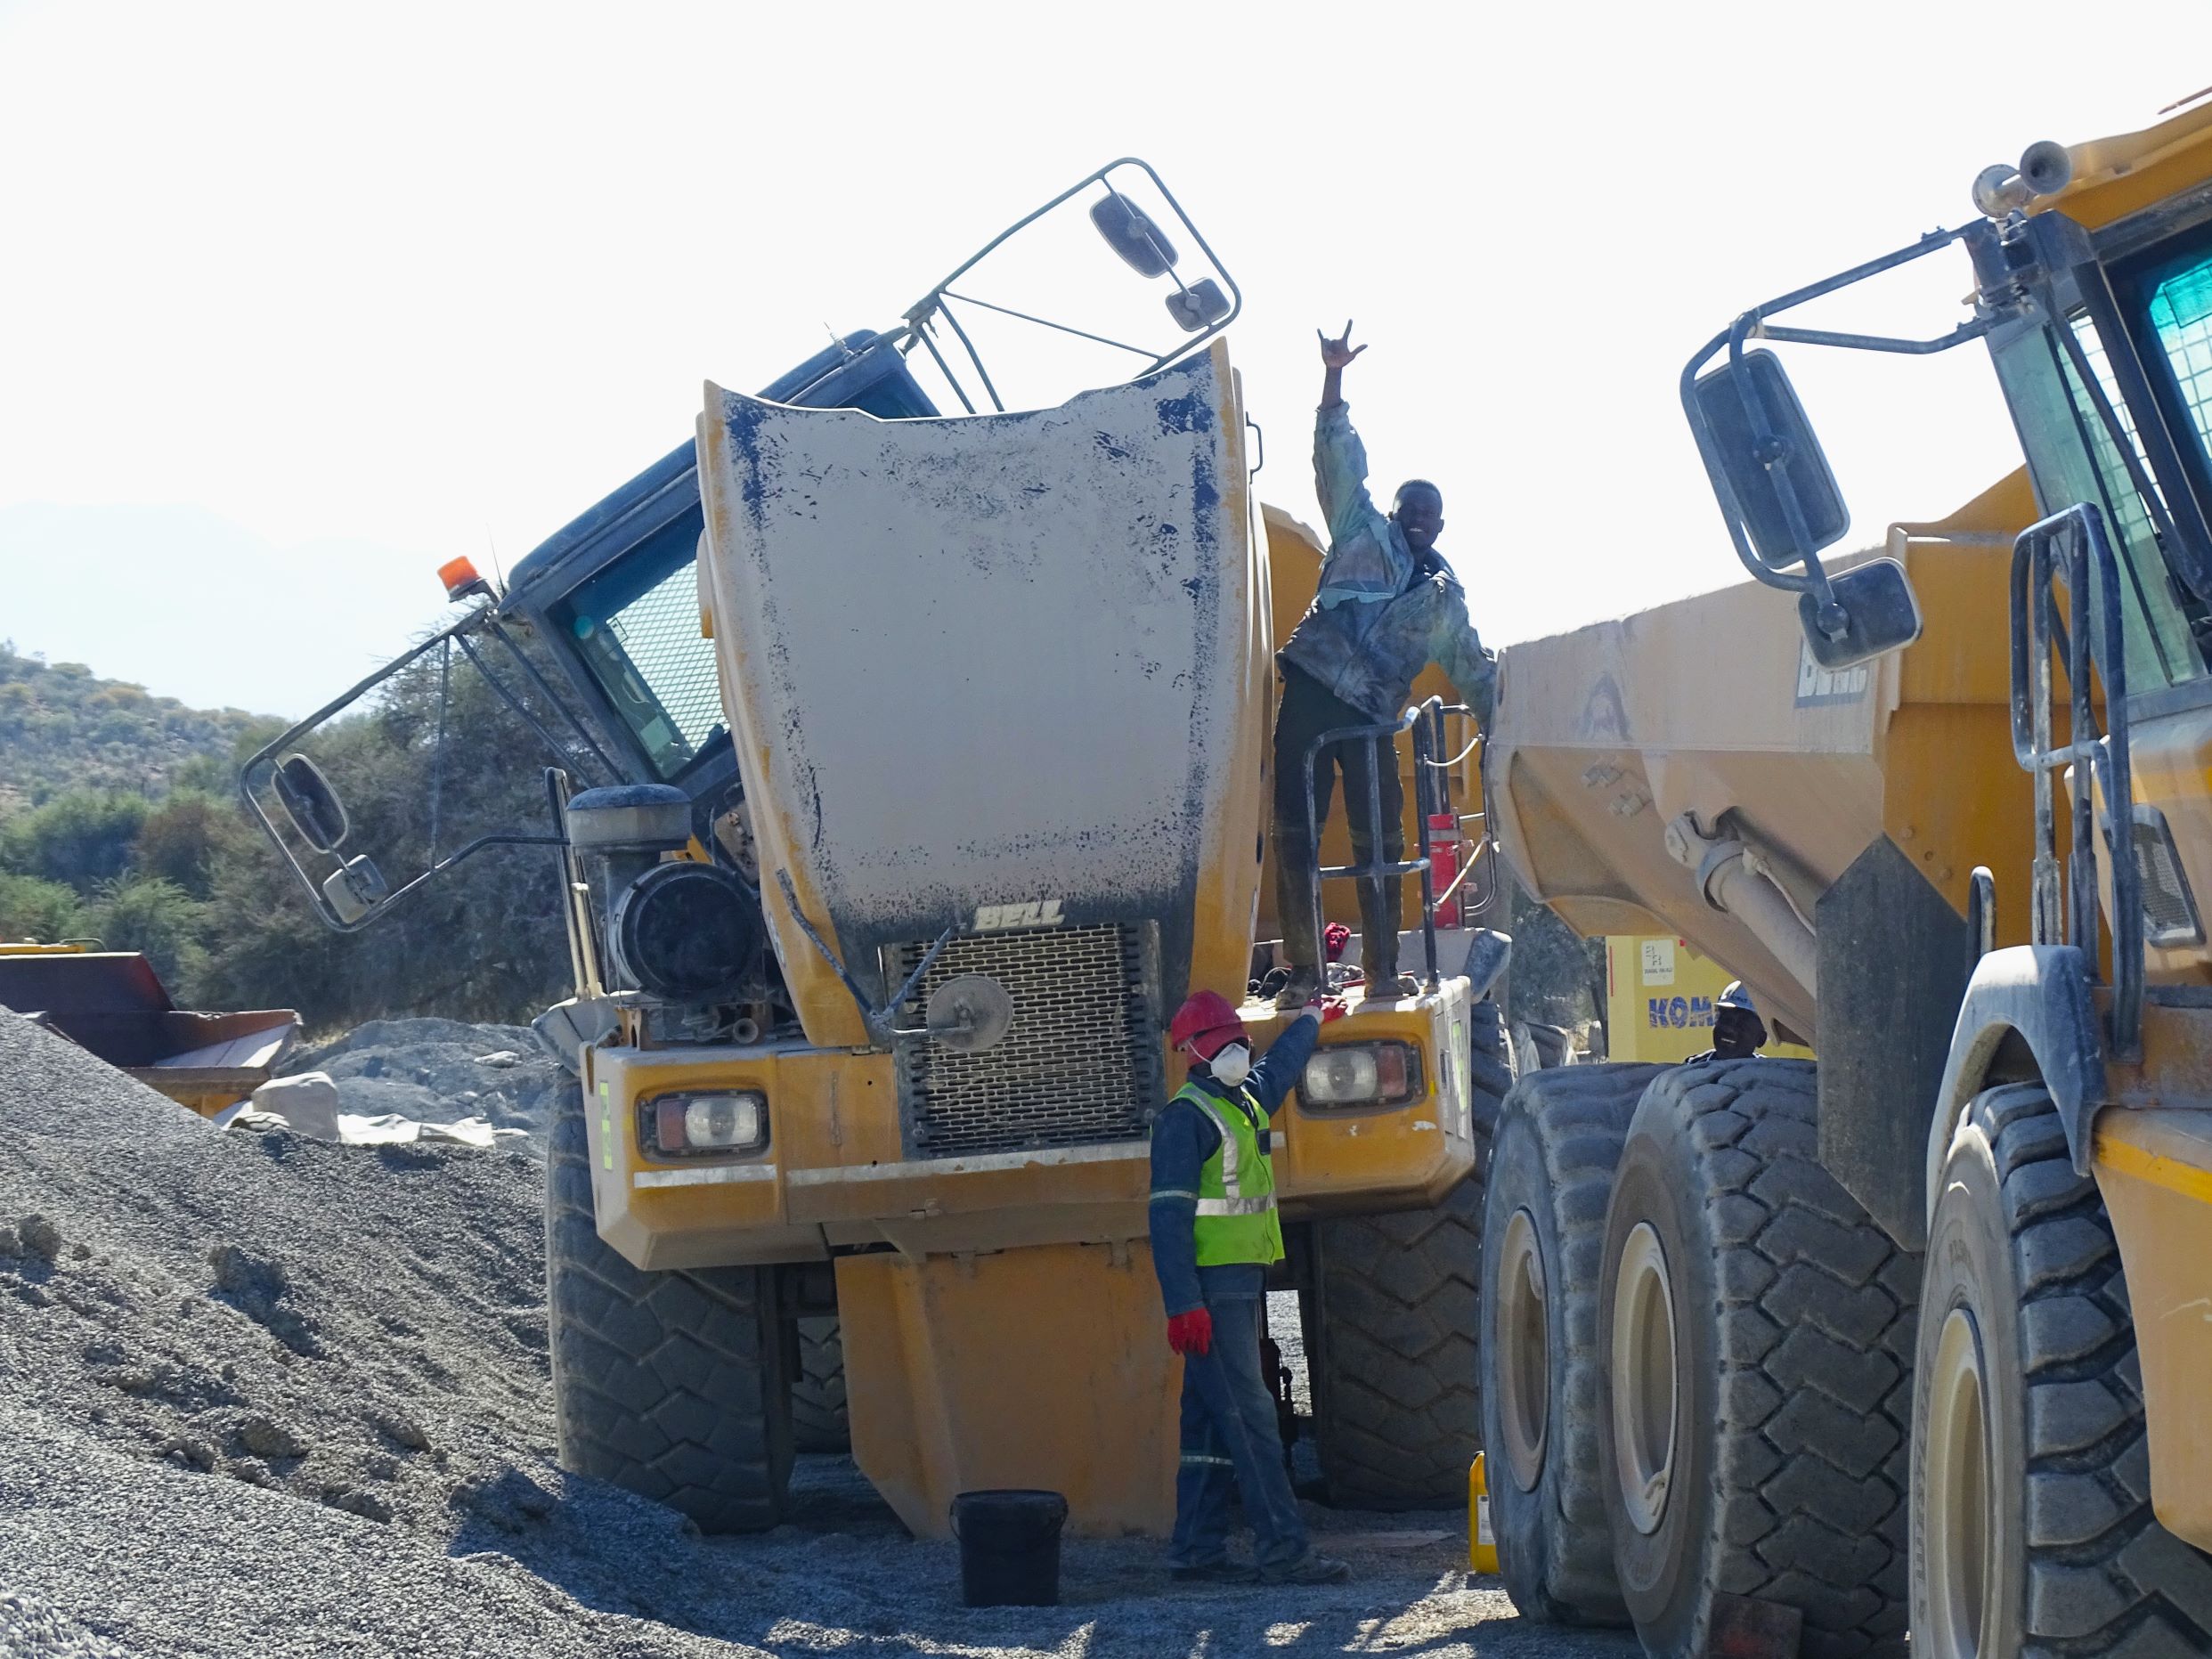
0, 642, 270, 817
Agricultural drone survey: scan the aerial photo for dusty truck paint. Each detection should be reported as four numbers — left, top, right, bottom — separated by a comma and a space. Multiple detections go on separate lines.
696, 344, 1260, 1047
1487, 505, 2032, 1052
576, 978, 1480, 1540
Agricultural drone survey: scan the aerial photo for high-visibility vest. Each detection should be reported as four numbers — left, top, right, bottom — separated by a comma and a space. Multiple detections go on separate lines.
1176, 1081, 1285, 1268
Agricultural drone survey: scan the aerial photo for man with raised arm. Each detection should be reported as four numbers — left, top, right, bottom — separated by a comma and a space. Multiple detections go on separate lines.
1271, 323, 1495, 1009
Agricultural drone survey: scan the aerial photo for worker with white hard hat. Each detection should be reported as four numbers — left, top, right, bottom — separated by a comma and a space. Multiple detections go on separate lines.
1690, 980, 1769, 1063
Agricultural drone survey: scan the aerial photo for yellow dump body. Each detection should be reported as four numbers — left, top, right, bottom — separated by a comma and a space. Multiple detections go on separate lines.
0, 946, 299, 1114
1489, 480, 2037, 1045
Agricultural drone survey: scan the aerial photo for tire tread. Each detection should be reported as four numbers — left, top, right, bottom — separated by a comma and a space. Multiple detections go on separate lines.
1482, 1061, 1671, 1622
544, 1086, 792, 1533
1622, 1060, 1915, 1659
1306, 998, 1511, 1508
1965, 1087, 2212, 1655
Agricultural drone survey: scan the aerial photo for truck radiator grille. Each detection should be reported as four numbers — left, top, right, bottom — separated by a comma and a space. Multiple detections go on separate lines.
891, 924, 1161, 1159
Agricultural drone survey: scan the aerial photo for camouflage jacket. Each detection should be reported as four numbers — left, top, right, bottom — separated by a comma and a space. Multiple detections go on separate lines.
1277, 403, 1494, 725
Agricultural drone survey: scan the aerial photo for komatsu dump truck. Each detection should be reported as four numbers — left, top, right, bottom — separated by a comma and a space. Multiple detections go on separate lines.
1481, 105, 2212, 1655
246, 161, 1503, 1539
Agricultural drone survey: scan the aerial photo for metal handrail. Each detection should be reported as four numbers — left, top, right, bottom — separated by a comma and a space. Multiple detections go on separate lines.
2008, 502, 2143, 1060
1300, 695, 1485, 994
1419, 700, 1493, 918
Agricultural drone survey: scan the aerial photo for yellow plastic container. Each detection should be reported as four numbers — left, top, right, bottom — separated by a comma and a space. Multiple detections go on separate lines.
1468, 1452, 1498, 1574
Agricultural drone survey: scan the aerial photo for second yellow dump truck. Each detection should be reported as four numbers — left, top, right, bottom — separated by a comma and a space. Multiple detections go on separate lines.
1483, 104, 2212, 1655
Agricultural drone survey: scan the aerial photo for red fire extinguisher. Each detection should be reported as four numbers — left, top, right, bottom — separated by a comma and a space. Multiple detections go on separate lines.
1429, 812, 1461, 927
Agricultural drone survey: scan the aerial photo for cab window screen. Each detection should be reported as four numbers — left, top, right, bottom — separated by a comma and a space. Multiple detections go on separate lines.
554, 514, 726, 781
2149, 256, 2212, 467
2054, 316, 2204, 686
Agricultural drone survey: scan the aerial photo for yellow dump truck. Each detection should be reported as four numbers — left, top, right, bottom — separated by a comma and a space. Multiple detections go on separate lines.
1482, 106, 2212, 1655
245, 161, 1506, 1539
0, 942, 299, 1113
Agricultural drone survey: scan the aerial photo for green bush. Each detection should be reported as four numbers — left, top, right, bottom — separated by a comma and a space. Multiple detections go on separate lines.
133, 791, 227, 899
0, 873, 86, 943
82, 873, 208, 990
1, 790, 150, 891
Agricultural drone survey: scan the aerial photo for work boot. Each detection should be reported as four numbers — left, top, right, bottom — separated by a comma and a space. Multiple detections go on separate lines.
1360, 931, 1407, 999
1264, 1550, 1351, 1585
1169, 1558, 1259, 1585
1273, 964, 1322, 1011
1362, 972, 1420, 1000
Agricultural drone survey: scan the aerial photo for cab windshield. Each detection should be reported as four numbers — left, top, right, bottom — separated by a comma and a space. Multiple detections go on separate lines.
1988, 232, 2212, 692
549, 511, 727, 782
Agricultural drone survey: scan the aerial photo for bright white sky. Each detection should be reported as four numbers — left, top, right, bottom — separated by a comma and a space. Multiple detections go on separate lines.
3, 0, 2208, 718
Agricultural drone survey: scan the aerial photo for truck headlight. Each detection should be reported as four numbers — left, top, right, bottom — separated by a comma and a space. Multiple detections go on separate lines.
1301, 1043, 1422, 1109
642, 1090, 768, 1158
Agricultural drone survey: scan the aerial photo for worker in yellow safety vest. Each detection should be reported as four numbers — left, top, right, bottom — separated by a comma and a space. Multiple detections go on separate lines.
1149, 988, 1350, 1585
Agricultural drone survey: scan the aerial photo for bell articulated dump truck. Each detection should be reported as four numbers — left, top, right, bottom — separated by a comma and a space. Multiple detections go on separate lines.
1481, 105, 2212, 1655
244, 161, 1502, 1540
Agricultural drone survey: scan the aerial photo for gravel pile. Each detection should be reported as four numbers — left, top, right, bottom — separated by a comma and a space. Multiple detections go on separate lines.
282, 1017, 569, 1151
0, 1010, 1628, 1657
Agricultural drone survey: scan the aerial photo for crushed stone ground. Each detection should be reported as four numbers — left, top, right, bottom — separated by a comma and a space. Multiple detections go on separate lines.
282, 1016, 569, 1151
0, 1010, 1633, 1658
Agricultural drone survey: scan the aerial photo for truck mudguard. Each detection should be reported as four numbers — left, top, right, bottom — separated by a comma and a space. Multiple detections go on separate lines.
1925, 943, 2106, 1225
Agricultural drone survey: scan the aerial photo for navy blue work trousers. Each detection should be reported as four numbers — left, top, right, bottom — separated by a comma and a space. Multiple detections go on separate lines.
1166, 1267, 1309, 1572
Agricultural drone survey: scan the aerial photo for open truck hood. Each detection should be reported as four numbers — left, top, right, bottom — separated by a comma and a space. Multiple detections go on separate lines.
695, 341, 1264, 1049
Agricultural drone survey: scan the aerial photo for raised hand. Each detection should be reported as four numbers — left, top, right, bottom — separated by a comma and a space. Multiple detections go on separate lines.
1317, 320, 1368, 370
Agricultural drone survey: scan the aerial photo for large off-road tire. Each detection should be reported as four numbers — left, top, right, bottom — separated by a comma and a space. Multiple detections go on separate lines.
1598, 1059, 1915, 1659
545, 1084, 794, 1531
1467, 996, 1515, 1185
1912, 1083, 2212, 1656
1479, 1061, 1671, 1622
791, 1316, 850, 1454
1299, 996, 1512, 1509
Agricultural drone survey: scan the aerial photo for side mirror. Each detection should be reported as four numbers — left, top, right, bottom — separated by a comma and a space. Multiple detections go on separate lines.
1691, 349, 1849, 569
274, 753, 350, 853
1166, 279, 1232, 333
321, 854, 389, 925
1801, 557, 1923, 670
1089, 191, 1178, 277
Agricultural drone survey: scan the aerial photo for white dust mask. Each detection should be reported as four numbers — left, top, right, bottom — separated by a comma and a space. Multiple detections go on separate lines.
1208, 1043, 1253, 1088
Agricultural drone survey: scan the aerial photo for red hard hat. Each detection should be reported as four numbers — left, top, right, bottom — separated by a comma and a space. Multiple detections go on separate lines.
1169, 988, 1246, 1057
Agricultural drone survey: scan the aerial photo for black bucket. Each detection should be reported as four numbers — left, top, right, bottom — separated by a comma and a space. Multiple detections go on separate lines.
950, 1489, 1069, 1607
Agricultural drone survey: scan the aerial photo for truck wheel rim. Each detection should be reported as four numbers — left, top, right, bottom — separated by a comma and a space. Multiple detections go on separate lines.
1498, 1207, 1549, 1492
1924, 1305, 1992, 1659
1610, 1220, 1677, 1536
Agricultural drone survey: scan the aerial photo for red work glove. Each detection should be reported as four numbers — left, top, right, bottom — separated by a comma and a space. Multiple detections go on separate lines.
1316, 996, 1349, 1025
1167, 1308, 1213, 1357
